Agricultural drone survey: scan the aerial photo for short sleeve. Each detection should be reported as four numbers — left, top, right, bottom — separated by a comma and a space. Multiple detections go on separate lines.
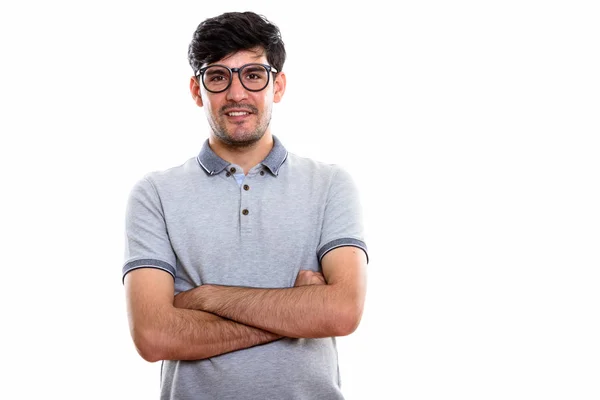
122, 176, 177, 283
317, 165, 369, 264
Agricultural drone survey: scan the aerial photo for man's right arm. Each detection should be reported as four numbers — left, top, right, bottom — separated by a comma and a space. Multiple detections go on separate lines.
124, 267, 282, 362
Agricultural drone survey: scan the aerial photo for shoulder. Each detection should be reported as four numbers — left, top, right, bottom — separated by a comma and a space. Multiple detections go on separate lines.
284, 152, 348, 180
284, 152, 357, 190
134, 156, 201, 192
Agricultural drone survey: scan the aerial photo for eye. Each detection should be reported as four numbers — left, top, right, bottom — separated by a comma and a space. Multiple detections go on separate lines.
204, 67, 230, 83
243, 66, 267, 81
208, 73, 228, 82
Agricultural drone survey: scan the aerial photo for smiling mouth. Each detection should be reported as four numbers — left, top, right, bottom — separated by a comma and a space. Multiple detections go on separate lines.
226, 111, 251, 117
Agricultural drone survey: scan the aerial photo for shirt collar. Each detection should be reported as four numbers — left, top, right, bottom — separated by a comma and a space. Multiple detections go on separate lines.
197, 135, 288, 176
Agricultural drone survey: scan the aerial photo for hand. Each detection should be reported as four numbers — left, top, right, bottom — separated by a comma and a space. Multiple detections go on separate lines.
294, 270, 326, 287
173, 285, 211, 310
173, 290, 189, 309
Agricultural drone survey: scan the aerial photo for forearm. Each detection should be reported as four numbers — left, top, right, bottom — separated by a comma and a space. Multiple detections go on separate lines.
180, 284, 356, 338
136, 305, 282, 362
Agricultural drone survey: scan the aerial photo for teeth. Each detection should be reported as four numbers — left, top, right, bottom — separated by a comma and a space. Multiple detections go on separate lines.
228, 112, 249, 116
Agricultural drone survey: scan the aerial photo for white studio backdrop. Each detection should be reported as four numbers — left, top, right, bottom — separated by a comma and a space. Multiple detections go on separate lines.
0, 1, 598, 399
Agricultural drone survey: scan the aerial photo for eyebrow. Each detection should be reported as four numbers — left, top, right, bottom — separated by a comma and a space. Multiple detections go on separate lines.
243, 65, 265, 72
205, 68, 229, 75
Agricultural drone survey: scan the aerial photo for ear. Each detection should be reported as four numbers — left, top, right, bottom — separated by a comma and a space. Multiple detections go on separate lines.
272, 71, 286, 103
189, 76, 204, 107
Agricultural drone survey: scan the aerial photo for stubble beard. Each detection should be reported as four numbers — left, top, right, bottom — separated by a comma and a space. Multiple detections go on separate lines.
209, 105, 272, 148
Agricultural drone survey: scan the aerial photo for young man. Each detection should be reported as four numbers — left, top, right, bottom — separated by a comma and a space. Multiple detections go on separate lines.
122, 11, 368, 399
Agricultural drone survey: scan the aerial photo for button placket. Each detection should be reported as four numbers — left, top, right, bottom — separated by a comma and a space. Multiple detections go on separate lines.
240, 174, 253, 233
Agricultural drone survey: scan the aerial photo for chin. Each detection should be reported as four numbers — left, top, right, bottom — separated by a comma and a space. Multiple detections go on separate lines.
221, 131, 264, 147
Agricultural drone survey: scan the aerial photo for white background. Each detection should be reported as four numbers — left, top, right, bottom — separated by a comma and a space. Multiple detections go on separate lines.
1, 1, 599, 399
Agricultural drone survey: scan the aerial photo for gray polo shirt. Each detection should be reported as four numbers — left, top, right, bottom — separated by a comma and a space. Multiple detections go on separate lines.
123, 135, 368, 400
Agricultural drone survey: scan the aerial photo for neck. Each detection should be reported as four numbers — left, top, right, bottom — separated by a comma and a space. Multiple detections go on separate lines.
208, 132, 274, 175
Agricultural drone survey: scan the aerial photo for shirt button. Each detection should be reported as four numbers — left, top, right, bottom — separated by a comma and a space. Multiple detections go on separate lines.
230, 167, 237, 173
242, 209, 249, 215
226, 172, 231, 177
260, 171, 265, 176
243, 184, 250, 191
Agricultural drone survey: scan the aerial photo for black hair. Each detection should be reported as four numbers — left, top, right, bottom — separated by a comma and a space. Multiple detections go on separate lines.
188, 11, 286, 73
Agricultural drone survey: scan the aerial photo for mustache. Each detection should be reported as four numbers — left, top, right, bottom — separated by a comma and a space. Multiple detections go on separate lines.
220, 104, 258, 114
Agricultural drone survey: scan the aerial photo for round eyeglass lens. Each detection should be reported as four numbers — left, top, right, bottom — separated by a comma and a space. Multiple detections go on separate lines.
203, 66, 231, 92
202, 64, 270, 92
239, 64, 269, 91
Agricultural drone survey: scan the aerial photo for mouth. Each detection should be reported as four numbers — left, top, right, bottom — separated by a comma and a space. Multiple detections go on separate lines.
225, 111, 251, 117
222, 105, 257, 119
222, 108, 255, 124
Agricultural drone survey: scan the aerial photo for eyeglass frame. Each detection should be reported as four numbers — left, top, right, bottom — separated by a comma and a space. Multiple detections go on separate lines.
195, 63, 279, 94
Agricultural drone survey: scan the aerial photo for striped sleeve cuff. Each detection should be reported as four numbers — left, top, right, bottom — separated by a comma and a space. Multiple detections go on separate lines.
317, 238, 369, 264
122, 259, 176, 284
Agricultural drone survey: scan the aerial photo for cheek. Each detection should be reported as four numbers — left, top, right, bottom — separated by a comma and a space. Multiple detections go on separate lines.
204, 100, 220, 117
203, 103, 219, 121
253, 94, 272, 110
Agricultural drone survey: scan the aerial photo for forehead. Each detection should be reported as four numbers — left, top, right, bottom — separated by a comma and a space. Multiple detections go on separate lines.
212, 48, 267, 67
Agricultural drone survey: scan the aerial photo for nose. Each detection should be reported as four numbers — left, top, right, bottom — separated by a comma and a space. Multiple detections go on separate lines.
226, 72, 248, 102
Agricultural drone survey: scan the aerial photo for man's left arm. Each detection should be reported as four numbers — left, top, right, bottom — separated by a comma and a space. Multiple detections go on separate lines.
174, 246, 367, 338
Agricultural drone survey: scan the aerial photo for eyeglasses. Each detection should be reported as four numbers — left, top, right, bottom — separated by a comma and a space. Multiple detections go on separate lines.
196, 63, 278, 93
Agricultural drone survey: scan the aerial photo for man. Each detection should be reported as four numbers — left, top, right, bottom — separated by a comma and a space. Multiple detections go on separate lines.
122, 11, 368, 399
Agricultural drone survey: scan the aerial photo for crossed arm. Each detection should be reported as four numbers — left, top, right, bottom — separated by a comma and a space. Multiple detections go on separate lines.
124, 246, 367, 362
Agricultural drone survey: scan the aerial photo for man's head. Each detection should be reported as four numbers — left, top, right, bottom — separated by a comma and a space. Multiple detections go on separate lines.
188, 12, 287, 147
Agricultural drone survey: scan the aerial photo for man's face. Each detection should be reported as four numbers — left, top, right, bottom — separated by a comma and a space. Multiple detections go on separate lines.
191, 48, 286, 147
